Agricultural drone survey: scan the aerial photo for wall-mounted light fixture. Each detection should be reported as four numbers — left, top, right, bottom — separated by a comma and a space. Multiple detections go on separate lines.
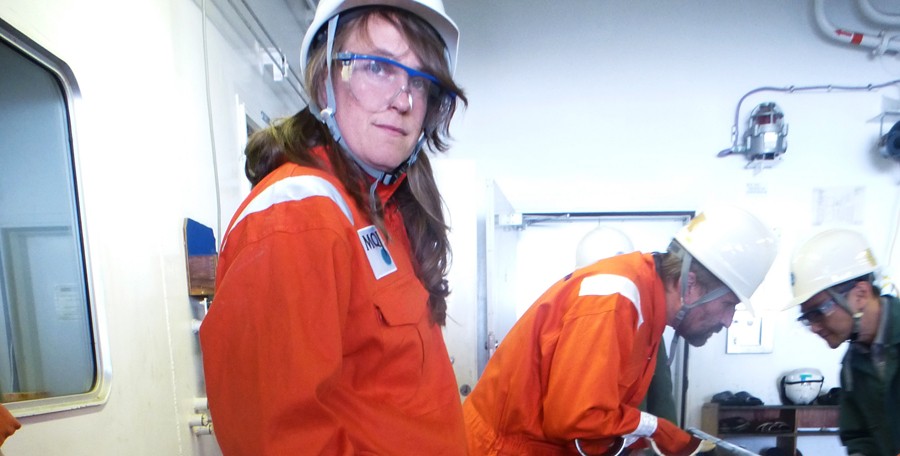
745, 102, 788, 161
717, 80, 900, 173
718, 101, 788, 169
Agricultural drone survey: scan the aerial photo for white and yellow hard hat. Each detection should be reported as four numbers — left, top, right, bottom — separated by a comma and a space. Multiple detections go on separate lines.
787, 228, 879, 309
675, 205, 779, 310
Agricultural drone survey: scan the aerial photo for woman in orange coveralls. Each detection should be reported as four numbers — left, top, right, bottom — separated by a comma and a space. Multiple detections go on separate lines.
463, 206, 779, 456
199, 0, 468, 454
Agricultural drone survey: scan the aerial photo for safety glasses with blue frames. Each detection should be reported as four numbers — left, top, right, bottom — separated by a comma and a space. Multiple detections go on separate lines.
334, 52, 450, 113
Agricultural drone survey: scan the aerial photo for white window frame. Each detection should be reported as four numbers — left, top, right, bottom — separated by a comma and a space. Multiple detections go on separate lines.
0, 17, 111, 416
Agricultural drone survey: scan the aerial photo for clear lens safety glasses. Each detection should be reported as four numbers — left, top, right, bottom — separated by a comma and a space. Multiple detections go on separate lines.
797, 298, 836, 326
797, 282, 855, 326
334, 52, 447, 112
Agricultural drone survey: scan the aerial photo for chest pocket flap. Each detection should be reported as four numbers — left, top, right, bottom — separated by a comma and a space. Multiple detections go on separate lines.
374, 281, 428, 326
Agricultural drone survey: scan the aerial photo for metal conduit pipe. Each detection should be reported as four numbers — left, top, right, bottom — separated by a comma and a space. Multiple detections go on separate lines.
192, 423, 214, 436
193, 397, 209, 412
856, 0, 900, 27
813, 0, 900, 55
190, 396, 214, 436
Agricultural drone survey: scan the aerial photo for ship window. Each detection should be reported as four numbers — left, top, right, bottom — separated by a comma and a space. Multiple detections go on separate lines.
0, 18, 109, 415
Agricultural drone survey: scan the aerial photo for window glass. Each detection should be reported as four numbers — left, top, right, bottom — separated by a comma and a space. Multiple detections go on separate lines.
0, 19, 103, 411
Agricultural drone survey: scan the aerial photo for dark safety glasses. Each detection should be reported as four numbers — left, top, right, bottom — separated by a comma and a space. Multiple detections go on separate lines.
797, 298, 837, 326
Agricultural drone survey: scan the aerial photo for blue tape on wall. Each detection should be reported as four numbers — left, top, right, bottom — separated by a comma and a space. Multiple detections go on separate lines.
185, 218, 216, 255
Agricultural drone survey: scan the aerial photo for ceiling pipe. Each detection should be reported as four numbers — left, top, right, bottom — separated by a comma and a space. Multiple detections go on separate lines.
856, 0, 900, 27
813, 0, 900, 55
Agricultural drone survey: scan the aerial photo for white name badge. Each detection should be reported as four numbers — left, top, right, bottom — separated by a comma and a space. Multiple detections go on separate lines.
357, 225, 397, 279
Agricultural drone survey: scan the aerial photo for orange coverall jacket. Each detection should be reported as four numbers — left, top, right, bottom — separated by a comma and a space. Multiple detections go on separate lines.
200, 157, 466, 455
463, 252, 676, 455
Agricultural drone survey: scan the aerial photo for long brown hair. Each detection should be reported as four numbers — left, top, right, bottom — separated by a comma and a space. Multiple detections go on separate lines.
244, 7, 467, 325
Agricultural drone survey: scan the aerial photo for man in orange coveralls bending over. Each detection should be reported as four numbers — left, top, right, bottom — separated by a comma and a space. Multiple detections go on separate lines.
463, 205, 778, 456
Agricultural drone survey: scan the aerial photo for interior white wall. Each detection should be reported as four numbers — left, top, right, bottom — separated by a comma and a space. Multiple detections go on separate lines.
0, 0, 301, 455
440, 0, 900, 454
433, 159, 482, 397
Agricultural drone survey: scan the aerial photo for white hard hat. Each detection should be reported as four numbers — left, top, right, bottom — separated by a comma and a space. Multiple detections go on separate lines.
575, 226, 634, 268
299, 0, 459, 81
786, 228, 879, 310
675, 205, 778, 307
781, 368, 824, 405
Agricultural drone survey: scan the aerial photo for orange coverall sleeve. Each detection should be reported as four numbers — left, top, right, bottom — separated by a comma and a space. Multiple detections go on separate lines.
202, 225, 356, 455
541, 293, 645, 441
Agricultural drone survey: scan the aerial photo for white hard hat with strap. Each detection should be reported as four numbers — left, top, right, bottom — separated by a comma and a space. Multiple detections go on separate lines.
669, 206, 778, 353
787, 228, 879, 308
299, 0, 459, 209
301, 0, 458, 81
675, 206, 778, 310
787, 228, 879, 341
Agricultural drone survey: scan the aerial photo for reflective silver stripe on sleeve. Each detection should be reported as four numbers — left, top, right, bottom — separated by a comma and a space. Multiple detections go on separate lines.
629, 411, 658, 437
578, 274, 643, 329
223, 175, 353, 247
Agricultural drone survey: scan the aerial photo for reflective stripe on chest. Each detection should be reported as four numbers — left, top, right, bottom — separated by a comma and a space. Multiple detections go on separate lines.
579, 274, 644, 329
223, 175, 354, 248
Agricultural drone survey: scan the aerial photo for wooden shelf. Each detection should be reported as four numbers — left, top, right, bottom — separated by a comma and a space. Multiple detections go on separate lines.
701, 402, 839, 454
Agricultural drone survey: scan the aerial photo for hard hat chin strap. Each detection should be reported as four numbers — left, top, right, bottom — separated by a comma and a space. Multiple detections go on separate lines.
672, 252, 732, 331
668, 252, 693, 366
668, 252, 731, 365
315, 14, 425, 212
825, 287, 863, 342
